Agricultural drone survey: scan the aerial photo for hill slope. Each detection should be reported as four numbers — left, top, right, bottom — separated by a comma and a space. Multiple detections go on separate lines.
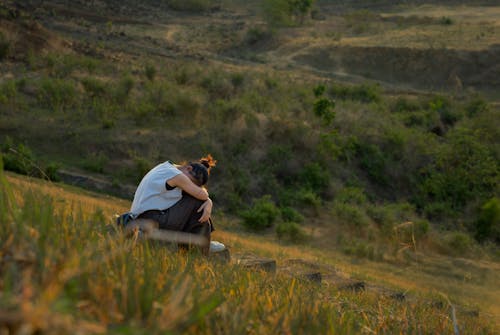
2, 171, 499, 333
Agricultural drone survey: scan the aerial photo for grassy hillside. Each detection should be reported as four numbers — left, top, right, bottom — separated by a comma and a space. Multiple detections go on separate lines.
0, 0, 499, 331
1, 167, 499, 333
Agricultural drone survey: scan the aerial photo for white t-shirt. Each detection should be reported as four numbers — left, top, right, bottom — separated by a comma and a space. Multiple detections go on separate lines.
130, 161, 182, 216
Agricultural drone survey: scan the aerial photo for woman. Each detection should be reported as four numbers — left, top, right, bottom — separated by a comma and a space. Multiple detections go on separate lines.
129, 155, 216, 252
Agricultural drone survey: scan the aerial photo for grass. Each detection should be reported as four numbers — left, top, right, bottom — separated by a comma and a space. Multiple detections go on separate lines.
1, 168, 498, 334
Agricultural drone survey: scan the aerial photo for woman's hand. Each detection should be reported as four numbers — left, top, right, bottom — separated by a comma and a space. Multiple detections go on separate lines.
197, 198, 213, 222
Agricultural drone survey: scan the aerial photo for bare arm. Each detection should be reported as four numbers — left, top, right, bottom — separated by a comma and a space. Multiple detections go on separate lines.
167, 173, 209, 200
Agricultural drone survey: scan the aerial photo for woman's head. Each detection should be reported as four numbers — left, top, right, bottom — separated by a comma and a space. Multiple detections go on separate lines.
185, 154, 216, 186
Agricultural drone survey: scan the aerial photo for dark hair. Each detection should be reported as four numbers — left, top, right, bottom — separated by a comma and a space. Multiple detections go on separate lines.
189, 154, 216, 186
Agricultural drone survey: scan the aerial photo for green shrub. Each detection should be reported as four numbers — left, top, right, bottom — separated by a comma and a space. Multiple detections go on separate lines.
82, 152, 109, 173
343, 240, 376, 260
391, 97, 421, 113
241, 195, 280, 231
145, 63, 157, 81
262, 0, 314, 27
276, 221, 306, 243
313, 98, 335, 125
280, 206, 304, 223
465, 97, 489, 117
355, 143, 388, 186
37, 77, 78, 111
335, 187, 367, 205
1, 140, 35, 175
44, 162, 60, 182
201, 72, 233, 100
446, 232, 472, 256
440, 16, 453, 25
417, 128, 498, 218
474, 197, 500, 243
0, 80, 18, 105
166, 0, 214, 12
0, 32, 9, 60
113, 74, 135, 102
245, 27, 273, 45
332, 203, 370, 230
329, 83, 381, 103
81, 77, 108, 98
428, 96, 461, 128
298, 162, 330, 193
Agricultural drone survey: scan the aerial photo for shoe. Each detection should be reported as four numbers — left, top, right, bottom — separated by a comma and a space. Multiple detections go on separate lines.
209, 241, 226, 253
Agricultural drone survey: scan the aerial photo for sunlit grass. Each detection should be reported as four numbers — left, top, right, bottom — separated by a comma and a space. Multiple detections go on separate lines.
1, 168, 497, 334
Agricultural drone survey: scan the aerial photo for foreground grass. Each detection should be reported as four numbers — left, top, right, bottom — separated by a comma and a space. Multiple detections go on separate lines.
0, 170, 496, 334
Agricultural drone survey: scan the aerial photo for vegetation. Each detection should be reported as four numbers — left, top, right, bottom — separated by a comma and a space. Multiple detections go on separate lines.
0, 0, 499, 331
0, 164, 496, 334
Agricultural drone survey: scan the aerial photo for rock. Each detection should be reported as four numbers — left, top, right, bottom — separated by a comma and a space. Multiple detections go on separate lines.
298, 272, 322, 284
210, 248, 231, 263
234, 254, 277, 273
338, 281, 365, 292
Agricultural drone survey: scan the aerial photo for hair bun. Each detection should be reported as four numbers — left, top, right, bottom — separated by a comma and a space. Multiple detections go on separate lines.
200, 154, 217, 171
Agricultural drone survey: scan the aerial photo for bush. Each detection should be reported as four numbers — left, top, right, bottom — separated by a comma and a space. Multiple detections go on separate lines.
445, 232, 472, 256
0, 32, 9, 60
280, 206, 304, 223
276, 221, 306, 243
38, 77, 78, 111
44, 162, 60, 182
245, 27, 273, 46
241, 195, 280, 231
332, 203, 370, 231
113, 75, 135, 102
82, 152, 109, 173
329, 83, 381, 103
417, 128, 498, 218
465, 97, 489, 117
335, 187, 367, 205
166, 0, 214, 12
298, 162, 330, 193
474, 197, 500, 243
81, 77, 108, 98
145, 63, 157, 81
1, 140, 35, 175
428, 96, 461, 128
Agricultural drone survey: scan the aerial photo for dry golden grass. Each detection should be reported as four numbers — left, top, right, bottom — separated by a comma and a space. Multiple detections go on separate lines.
6, 171, 500, 332
0, 174, 498, 334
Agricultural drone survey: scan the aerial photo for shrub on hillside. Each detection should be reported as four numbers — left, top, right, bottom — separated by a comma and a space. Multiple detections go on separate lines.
280, 206, 304, 223
417, 128, 498, 220
445, 232, 473, 256
276, 221, 306, 243
113, 74, 135, 102
427, 96, 462, 128
298, 162, 331, 194
37, 77, 78, 111
144, 63, 157, 81
474, 197, 500, 243
241, 195, 280, 231
329, 83, 381, 103
0, 32, 9, 60
262, 0, 314, 27
245, 27, 273, 46
166, 0, 215, 12
1, 138, 35, 175
332, 202, 371, 234
81, 77, 108, 98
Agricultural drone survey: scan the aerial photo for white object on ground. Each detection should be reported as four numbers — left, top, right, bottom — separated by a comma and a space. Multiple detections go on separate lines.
209, 241, 226, 253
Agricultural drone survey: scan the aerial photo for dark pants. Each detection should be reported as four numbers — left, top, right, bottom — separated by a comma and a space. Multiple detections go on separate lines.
137, 194, 213, 250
